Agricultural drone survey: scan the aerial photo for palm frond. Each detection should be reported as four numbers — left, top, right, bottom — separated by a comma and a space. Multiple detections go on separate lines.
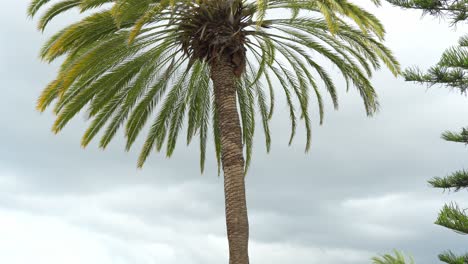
372, 250, 414, 264
31, 0, 400, 170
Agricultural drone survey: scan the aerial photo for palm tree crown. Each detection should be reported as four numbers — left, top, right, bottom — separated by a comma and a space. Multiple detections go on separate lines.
372, 250, 414, 264
30, 0, 400, 172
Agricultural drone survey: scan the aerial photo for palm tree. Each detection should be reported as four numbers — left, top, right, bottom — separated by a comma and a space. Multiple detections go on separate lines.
29, 0, 400, 263
372, 250, 414, 264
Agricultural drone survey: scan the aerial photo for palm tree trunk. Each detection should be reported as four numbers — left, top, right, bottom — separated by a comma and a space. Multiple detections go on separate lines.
211, 55, 250, 264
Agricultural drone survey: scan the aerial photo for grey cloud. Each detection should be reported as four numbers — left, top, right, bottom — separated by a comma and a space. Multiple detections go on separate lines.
1, 1, 468, 264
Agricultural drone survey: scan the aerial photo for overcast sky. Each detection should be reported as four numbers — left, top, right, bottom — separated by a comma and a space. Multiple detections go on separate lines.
1, 1, 468, 264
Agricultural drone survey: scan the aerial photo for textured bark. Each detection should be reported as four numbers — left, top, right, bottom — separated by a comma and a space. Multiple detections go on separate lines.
211, 55, 250, 264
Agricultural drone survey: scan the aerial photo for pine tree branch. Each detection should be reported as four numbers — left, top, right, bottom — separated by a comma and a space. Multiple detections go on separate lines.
438, 251, 468, 264
385, 0, 468, 25
435, 203, 468, 234
442, 128, 468, 143
403, 66, 468, 93
429, 170, 468, 191
403, 34, 468, 94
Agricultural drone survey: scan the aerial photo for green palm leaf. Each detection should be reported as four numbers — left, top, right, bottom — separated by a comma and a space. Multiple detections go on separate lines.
31, 0, 400, 171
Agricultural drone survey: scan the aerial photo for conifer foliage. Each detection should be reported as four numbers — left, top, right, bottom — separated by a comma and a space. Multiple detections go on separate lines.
387, 0, 468, 93
386, 0, 468, 24
386, 1, 467, 263
403, 35, 468, 94
429, 127, 468, 240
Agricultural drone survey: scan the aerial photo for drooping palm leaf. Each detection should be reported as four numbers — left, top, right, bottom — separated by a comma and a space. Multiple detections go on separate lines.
30, 0, 400, 172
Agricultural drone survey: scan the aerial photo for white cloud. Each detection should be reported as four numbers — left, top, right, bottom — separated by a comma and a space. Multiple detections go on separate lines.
251, 241, 372, 264
0, 209, 115, 264
1, 1, 468, 264
0, 203, 377, 264
338, 192, 463, 241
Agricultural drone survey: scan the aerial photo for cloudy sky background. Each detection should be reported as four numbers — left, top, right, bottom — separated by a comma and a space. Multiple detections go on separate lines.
1, 1, 468, 263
